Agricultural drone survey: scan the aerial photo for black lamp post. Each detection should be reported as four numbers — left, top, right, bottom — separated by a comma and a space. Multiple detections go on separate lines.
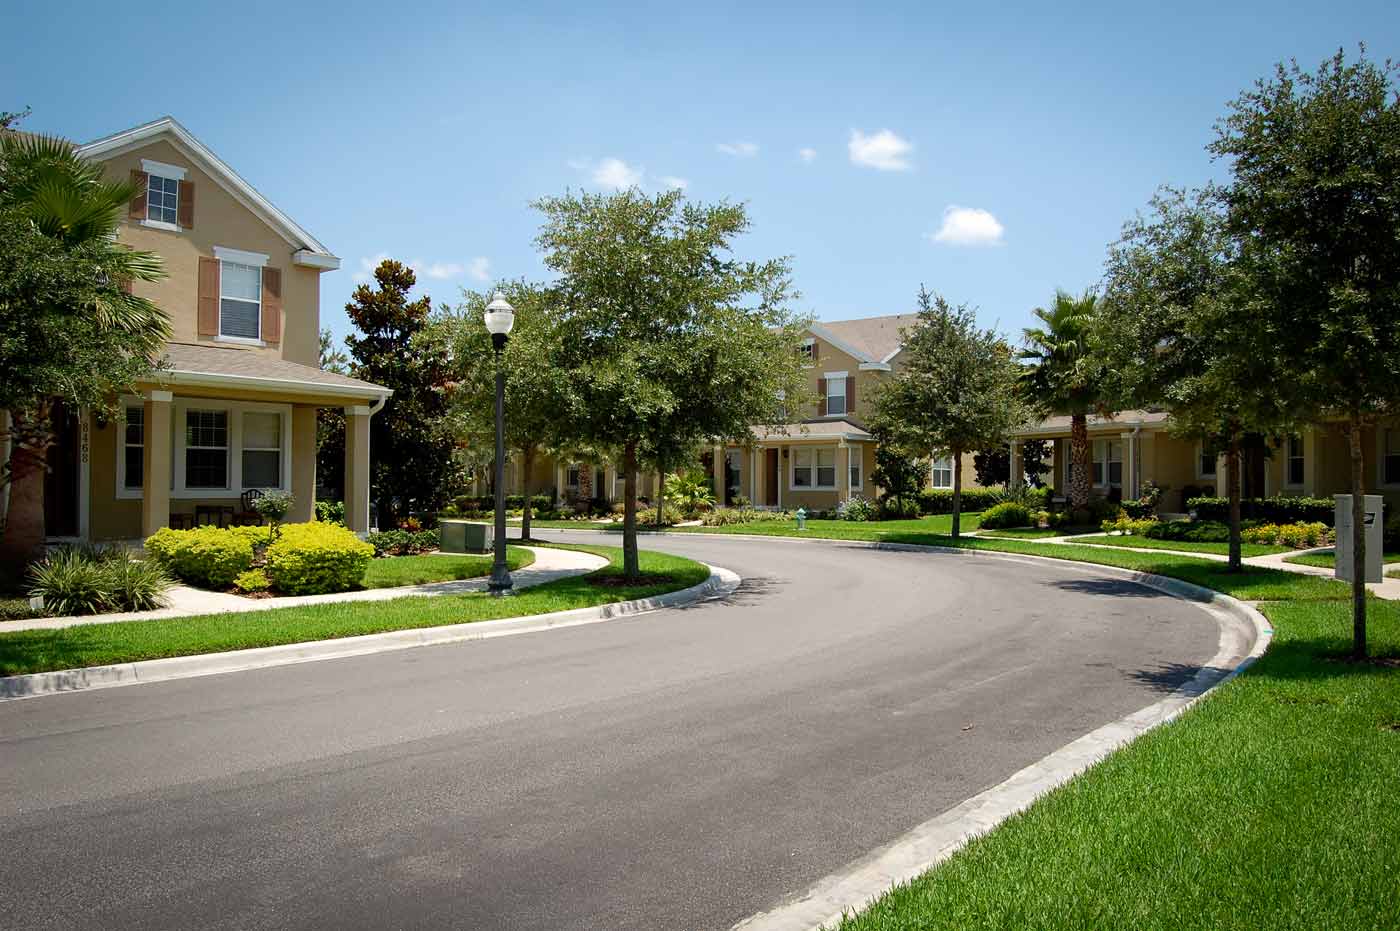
484, 291, 516, 595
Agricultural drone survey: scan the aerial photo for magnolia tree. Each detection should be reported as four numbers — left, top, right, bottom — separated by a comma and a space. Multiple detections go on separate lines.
872, 287, 1025, 537
533, 188, 808, 580
1210, 48, 1400, 656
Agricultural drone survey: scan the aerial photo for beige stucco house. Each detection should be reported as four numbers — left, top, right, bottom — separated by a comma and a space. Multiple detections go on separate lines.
24, 117, 388, 542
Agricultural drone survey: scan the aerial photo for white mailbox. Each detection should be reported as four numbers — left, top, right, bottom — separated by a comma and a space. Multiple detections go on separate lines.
1335, 494, 1383, 583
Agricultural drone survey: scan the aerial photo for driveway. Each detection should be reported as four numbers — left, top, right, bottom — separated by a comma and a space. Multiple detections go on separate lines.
0, 531, 1221, 930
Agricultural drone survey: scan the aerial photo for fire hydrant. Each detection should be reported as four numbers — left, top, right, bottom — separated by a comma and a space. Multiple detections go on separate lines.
795, 507, 807, 531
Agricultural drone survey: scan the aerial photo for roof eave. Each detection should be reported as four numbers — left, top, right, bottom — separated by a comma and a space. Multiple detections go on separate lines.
152, 368, 391, 402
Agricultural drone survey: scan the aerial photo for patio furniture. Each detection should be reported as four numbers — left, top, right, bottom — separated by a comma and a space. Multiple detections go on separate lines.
195, 504, 234, 528
169, 512, 195, 530
234, 489, 263, 526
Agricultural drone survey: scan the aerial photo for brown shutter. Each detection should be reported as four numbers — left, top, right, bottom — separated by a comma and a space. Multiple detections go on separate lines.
817, 377, 827, 417
197, 257, 220, 336
261, 267, 282, 344
128, 170, 148, 220
177, 180, 195, 228
811, 342, 819, 362
847, 375, 856, 413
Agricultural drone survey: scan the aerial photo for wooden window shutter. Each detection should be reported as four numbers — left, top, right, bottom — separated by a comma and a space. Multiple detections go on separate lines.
261, 267, 282, 344
811, 342, 819, 362
197, 257, 220, 336
817, 377, 827, 417
177, 180, 195, 228
128, 170, 148, 220
847, 375, 856, 413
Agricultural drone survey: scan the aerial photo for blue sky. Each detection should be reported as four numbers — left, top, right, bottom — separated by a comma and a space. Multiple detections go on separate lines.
8, 0, 1397, 348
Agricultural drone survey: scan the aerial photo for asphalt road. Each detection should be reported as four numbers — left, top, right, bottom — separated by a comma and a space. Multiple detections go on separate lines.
0, 532, 1221, 930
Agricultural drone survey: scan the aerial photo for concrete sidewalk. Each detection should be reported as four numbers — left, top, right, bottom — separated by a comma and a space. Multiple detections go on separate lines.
5, 546, 608, 632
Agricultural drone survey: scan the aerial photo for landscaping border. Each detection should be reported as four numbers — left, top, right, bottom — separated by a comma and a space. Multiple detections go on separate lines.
725, 540, 1272, 931
0, 564, 741, 702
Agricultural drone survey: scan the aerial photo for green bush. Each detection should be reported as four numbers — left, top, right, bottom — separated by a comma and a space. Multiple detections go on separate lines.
27, 547, 171, 615
701, 507, 791, 526
253, 490, 295, 532
979, 501, 1034, 529
638, 504, 684, 527
265, 522, 373, 595
366, 528, 439, 557
916, 487, 1003, 515
1187, 494, 1337, 525
881, 496, 922, 519
314, 499, 346, 525
1144, 519, 1232, 543
837, 496, 879, 522
1241, 521, 1332, 548
1102, 512, 1161, 536
232, 568, 270, 593
144, 526, 255, 589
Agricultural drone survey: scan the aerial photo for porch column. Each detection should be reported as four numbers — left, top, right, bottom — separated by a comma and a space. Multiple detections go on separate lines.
291, 406, 316, 522
1302, 427, 1318, 497
751, 447, 759, 504
776, 446, 783, 509
141, 390, 173, 538
344, 405, 372, 535
712, 444, 724, 504
1009, 440, 1024, 491
1121, 432, 1137, 500
1214, 451, 1228, 497
842, 441, 852, 501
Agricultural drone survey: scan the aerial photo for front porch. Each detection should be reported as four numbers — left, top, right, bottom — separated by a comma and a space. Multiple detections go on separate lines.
726, 420, 876, 511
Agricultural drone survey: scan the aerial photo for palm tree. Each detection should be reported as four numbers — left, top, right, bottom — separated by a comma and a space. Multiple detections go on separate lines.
1020, 290, 1101, 510
0, 132, 169, 561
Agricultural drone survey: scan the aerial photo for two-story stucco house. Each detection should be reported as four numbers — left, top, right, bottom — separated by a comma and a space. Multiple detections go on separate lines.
21, 117, 389, 542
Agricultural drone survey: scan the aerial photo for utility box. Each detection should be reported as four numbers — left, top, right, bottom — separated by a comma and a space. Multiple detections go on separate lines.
1334, 495, 1383, 583
440, 520, 493, 555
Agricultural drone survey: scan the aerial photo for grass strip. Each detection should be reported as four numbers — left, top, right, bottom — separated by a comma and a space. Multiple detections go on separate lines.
1284, 548, 1400, 569
832, 597, 1400, 931
0, 545, 708, 677
359, 546, 534, 588
1066, 534, 1292, 557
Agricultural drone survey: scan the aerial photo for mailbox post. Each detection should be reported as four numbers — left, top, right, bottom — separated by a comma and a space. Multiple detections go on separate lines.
1335, 494, 1383, 583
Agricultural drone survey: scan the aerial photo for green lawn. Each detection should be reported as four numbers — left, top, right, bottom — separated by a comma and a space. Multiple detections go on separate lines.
974, 526, 1091, 539
0, 545, 708, 677
359, 546, 535, 588
822, 531, 1397, 929
1068, 534, 1292, 557
1284, 548, 1400, 570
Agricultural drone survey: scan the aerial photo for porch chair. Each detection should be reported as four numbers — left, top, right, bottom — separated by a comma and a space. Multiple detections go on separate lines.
234, 489, 263, 526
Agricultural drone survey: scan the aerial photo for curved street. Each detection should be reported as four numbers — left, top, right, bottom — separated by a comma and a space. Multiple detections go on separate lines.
0, 533, 1223, 930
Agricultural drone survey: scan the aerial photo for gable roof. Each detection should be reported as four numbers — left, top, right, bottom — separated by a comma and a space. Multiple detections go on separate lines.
74, 116, 339, 268
153, 342, 389, 401
810, 313, 919, 365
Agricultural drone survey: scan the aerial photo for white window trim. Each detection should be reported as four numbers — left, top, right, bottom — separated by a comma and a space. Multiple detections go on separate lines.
790, 446, 839, 491
141, 159, 187, 181
931, 457, 954, 489
848, 447, 863, 491
1284, 434, 1306, 489
216, 252, 264, 343
114, 398, 293, 500
1195, 441, 1218, 481
213, 246, 269, 267
824, 371, 849, 417
114, 397, 145, 500
139, 218, 181, 233
1378, 427, 1400, 489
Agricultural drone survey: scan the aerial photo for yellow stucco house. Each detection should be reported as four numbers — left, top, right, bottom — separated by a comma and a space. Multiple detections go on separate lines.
23, 117, 389, 542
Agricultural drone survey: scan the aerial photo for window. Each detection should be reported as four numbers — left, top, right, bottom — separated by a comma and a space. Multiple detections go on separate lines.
147, 173, 179, 225
815, 448, 836, 487
242, 412, 282, 488
798, 339, 815, 362
849, 449, 862, 489
185, 409, 229, 489
793, 448, 813, 487
825, 375, 847, 416
123, 405, 144, 490
1197, 442, 1217, 480
1384, 429, 1400, 486
219, 261, 261, 340
566, 463, 580, 487
1286, 435, 1305, 486
932, 457, 953, 489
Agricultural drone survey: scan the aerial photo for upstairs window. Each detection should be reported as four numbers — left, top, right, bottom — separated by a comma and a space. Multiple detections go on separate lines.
798, 338, 816, 362
147, 174, 179, 225
825, 375, 848, 417
219, 261, 262, 340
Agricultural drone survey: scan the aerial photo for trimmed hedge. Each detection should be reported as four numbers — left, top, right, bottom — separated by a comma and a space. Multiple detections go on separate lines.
366, 528, 439, 557
979, 501, 1034, 529
145, 526, 257, 589
1145, 519, 1231, 543
1187, 495, 1337, 526
265, 522, 373, 595
916, 488, 1003, 514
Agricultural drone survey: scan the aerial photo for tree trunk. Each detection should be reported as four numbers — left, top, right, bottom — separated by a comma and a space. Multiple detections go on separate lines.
623, 441, 639, 581
951, 448, 963, 538
0, 445, 47, 565
1225, 436, 1242, 572
520, 445, 535, 542
1069, 413, 1090, 510
1349, 413, 1367, 659
655, 455, 667, 531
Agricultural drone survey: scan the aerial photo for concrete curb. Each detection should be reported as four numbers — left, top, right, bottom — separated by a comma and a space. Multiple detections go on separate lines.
731, 546, 1272, 931
0, 565, 742, 702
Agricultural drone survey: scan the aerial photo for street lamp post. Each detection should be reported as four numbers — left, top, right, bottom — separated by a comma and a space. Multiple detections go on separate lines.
484, 291, 515, 595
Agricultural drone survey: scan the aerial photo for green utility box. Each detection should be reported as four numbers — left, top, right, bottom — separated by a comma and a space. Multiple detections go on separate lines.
439, 520, 493, 554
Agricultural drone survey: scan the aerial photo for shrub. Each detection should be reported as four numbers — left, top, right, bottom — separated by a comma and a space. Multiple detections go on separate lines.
994, 484, 1049, 509
979, 501, 1034, 529
916, 487, 1002, 515
232, 568, 270, 593
227, 524, 272, 548
144, 526, 254, 589
1187, 494, 1337, 525
1241, 521, 1332, 548
1121, 480, 1166, 519
837, 496, 879, 522
315, 499, 346, 525
27, 547, 171, 615
1144, 519, 1231, 543
638, 504, 684, 527
880, 496, 921, 519
265, 522, 373, 595
1102, 512, 1160, 536
253, 490, 295, 535
366, 528, 438, 557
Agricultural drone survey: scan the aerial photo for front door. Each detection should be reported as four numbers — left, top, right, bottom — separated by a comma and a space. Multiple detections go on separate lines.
765, 449, 779, 506
43, 401, 80, 538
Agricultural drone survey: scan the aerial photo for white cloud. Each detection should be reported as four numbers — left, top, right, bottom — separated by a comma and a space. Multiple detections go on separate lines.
848, 129, 914, 171
353, 253, 490, 284
421, 261, 464, 280
591, 156, 643, 190
928, 205, 1005, 246
352, 251, 393, 283
467, 256, 492, 281
798, 147, 817, 163
716, 141, 759, 157
660, 176, 689, 190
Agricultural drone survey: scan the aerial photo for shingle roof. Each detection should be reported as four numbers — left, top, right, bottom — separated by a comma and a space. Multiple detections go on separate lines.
751, 419, 873, 442
153, 342, 389, 398
815, 313, 920, 362
1012, 409, 1172, 437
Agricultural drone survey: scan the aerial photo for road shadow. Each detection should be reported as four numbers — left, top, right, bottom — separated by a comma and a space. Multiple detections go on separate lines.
702, 574, 785, 610
1122, 660, 1216, 694
1045, 578, 1191, 600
